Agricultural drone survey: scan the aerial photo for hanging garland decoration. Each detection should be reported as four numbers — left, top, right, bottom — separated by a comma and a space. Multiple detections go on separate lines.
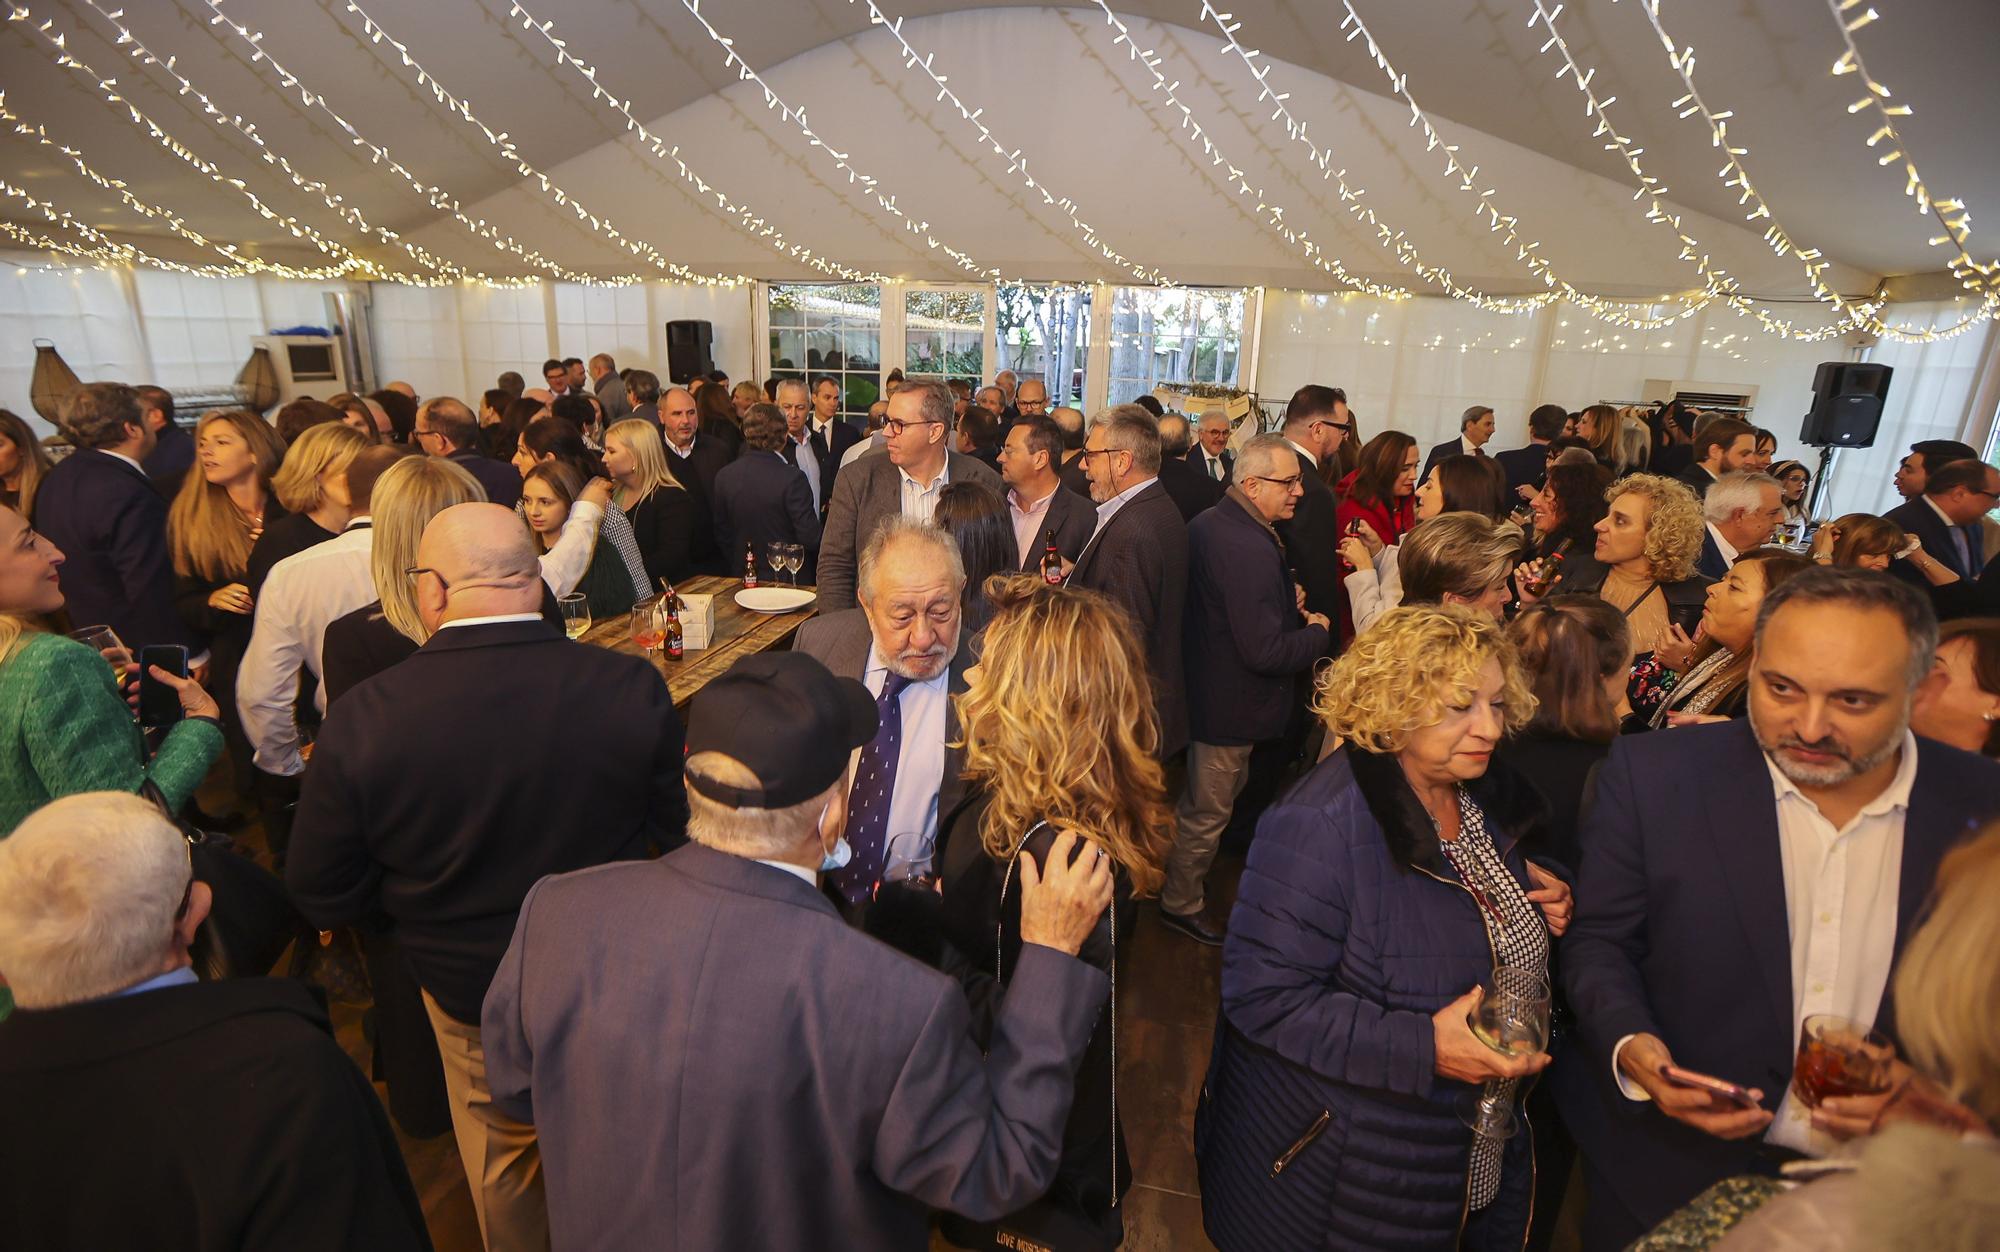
1819, 0, 1997, 300
843, 0, 1173, 287
0, 176, 253, 278
503, 0, 887, 285
1627, 0, 1995, 341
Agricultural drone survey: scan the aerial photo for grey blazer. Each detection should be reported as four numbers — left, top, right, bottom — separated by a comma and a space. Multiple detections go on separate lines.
594, 371, 634, 425
1067, 479, 1189, 755
816, 450, 1003, 610
482, 844, 1108, 1251
793, 607, 972, 824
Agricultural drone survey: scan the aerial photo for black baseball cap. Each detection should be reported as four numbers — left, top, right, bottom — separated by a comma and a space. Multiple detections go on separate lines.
684, 652, 878, 809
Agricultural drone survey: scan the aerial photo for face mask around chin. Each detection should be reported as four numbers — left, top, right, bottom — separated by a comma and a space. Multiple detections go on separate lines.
817, 800, 850, 873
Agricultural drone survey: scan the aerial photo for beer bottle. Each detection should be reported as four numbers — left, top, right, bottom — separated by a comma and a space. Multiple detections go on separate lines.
743, 542, 759, 588
1039, 529, 1065, 586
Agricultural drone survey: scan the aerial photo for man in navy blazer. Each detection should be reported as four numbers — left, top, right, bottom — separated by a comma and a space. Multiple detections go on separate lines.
33, 382, 197, 654
136, 384, 193, 500
1421, 404, 1496, 479
1558, 568, 2000, 1250
415, 396, 522, 509
1885, 459, 1998, 585
481, 651, 1115, 1251
1165, 435, 1330, 945
710, 404, 822, 582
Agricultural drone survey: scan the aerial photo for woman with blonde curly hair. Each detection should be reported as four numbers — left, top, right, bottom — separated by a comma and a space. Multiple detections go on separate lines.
1197, 605, 1574, 1252
1528, 472, 1711, 668
921, 573, 1169, 1247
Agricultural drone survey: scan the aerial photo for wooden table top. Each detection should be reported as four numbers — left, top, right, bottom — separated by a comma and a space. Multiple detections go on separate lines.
576, 574, 818, 708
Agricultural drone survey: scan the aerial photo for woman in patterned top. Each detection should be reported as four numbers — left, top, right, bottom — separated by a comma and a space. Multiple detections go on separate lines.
1197, 605, 1573, 1252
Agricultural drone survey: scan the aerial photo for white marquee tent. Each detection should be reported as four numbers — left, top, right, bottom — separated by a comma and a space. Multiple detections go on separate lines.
4, 0, 1997, 515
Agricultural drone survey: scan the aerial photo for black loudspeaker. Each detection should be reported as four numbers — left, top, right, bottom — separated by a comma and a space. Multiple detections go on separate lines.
1799, 361, 1891, 447
665, 319, 715, 385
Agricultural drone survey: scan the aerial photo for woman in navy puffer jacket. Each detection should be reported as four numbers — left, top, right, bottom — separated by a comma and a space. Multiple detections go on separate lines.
1196, 606, 1575, 1251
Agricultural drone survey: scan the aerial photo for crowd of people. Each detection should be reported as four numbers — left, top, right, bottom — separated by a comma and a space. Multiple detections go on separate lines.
0, 359, 1997, 1252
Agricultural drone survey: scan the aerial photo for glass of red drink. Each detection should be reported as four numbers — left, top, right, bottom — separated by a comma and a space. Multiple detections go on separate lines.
1791, 1014, 1894, 1108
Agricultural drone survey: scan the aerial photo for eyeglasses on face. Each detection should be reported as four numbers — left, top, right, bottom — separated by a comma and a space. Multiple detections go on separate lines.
882, 418, 941, 437
1247, 473, 1304, 489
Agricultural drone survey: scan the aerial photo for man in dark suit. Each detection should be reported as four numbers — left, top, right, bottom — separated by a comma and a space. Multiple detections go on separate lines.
1165, 435, 1331, 945
34, 381, 196, 655
1069, 405, 1190, 756
1273, 384, 1351, 629
0, 792, 431, 1252
806, 374, 860, 505
135, 384, 192, 499
1187, 410, 1234, 483
1889, 438, 1979, 501
772, 378, 830, 516
1695, 471, 1785, 580
998, 414, 1094, 570
481, 651, 1114, 1251
288, 502, 690, 1252
1558, 569, 2000, 1250
1053, 406, 1092, 499
1885, 459, 1998, 585
660, 384, 730, 574
624, 367, 662, 431
1421, 404, 1496, 479
1674, 417, 1758, 499
415, 396, 522, 509
711, 403, 822, 582
955, 406, 1004, 477
1495, 403, 1566, 502
1154, 413, 1225, 521
817, 381, 1002, 611
795, 518, 971, 920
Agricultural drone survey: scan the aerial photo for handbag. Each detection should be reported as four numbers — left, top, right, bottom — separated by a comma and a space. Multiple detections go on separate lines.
141, 781, 304, 980
937, 821, 1122, 1252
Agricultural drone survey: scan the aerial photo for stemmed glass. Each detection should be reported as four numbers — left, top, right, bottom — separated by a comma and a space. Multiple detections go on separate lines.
766, 542, 787, 588
69, 624, 131, 683
628, 603, 665, 657
780, 542, 805, 586
1459, 965, 1551, 1141
558, 593, 592, 641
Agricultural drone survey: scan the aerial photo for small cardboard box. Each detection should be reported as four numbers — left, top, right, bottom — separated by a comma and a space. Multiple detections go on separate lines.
677, 592, 715, 650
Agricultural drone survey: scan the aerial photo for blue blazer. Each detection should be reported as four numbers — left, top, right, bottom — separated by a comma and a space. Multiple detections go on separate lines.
33, 448, 197, 653
1556, 718, 2000, 1241
446, 450, 522, 511
710, 449, 822, 581
1885, 495, 1980, 582
1695, 528, 1730, 581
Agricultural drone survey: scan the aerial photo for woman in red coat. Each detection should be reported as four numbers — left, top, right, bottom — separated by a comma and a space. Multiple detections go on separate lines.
1334, 431, 1420, 637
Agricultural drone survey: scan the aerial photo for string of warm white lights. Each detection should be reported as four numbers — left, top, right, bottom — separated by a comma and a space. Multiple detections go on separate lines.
1819, 0, 1996, 296
1083, 3, 1425, 303
664, 0, 995, 280
0, 92, 365, 282
0, 177, 251, 278
843, 0, 1172, 287
502, 0, 884, 285
1627, 0, 1996, 341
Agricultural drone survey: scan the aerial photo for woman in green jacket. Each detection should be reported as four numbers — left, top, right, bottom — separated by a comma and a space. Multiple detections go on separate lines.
0, 503, 223, 838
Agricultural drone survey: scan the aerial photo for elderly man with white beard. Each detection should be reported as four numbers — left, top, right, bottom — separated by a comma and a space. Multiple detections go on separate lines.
792, 517, 972, 923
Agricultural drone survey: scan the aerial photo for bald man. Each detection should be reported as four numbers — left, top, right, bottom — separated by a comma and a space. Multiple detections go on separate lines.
385, 380, 417, 400
288, 503, 689, 1251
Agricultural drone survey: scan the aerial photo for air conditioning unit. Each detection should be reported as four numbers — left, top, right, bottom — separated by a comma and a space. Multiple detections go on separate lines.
1637, 379, 1757, 419
250, 334, 347, 407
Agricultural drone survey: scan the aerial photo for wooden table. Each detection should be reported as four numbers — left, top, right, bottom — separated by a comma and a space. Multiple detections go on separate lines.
577, 574, 818, 709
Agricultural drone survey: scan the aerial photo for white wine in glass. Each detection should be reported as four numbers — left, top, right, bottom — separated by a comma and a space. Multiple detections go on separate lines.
558, 593, 592, 641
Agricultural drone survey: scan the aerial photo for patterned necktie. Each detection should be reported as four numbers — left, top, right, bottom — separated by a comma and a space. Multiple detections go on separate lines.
829, 672, 911, 904
1208, 454, 1224, 481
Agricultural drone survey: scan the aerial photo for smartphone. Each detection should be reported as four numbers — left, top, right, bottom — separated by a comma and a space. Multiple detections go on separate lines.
138, 645, 189, 727
1345, 519, 1363, 537
1666, 602, 1704, 637
1661, 1064, 1761, 1107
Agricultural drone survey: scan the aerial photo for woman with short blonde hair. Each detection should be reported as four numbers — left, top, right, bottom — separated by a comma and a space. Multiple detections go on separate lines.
248, 421, 371, 594
1203, 605, 1569, 1250
922, 573, 1168, 1244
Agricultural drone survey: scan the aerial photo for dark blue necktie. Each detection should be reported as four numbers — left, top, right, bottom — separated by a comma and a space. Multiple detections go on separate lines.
830, 672, 910, 905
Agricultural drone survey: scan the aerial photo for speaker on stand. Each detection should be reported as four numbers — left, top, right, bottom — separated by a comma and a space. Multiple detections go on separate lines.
665, 320, 715, 385
1798, 361, 1892, 522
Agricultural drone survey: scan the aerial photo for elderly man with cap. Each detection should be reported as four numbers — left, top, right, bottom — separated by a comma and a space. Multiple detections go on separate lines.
288, 502, 689, 1252
482, 651, 1116, 1251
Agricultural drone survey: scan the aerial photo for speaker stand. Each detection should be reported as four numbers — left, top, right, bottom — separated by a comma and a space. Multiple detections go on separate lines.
1803, 444, 1841, 522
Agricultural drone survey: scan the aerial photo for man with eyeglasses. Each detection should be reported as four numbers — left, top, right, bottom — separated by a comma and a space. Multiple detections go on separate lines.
1165, 435, 1332, 945
414, 395, 521, 509
1886, 459, 2000, 585
289, 502, 689, 1252
1275, 384, 1353, 628
817, 381, 1001, 611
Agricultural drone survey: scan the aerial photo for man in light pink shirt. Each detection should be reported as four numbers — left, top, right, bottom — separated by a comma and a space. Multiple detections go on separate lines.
998, 414, 1094, 571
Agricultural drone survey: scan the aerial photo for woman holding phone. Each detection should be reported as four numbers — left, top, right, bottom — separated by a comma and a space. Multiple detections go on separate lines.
1635, 550, 1813, 729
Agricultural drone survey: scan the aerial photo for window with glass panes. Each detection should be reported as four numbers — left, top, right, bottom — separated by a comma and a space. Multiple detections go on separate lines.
1104, 286, 1246, 406
767, 283, 881, 418
995, 284, 1091, 407
902, 288, 986, 389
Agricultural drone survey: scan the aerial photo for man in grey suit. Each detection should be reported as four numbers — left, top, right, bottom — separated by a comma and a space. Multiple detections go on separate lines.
794, 517, 970, 914
588, 353, 633, 425
818, 381, 1002, 610
482, 651, 1115, 1252
1069, 404, 1191, 756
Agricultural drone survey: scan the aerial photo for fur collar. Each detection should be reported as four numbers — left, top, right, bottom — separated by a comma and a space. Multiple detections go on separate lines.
1344, 746, 1551, 876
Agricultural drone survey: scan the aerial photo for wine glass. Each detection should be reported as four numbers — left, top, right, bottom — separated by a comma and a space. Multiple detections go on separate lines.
558, 593, 592, 641
69, 624, 131, 683
766, 542, 788, 588
1459, 965, 1551, 1141
781, 542, 805, 587
628, 603, 665, 657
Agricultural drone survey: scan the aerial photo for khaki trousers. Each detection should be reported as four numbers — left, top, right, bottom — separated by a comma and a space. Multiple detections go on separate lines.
421, 990, 548, 1252
1164, 741, 1254, 917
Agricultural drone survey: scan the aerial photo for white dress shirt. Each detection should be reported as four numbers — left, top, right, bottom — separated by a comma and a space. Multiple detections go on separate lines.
103, 448, 148, 475
1194, 446, 1230, 481
852, 645, 949, 878
1614, 732, 1915, 1157
1458, 434, 1487, 458
840, 433, 884, 471
790, 434, 823, 512
897, 460, 950, 523
667, 434, 696, 459
1706, 522, 1741, 570
1284, 438, 1319, 469
1084, 476, 1153, 549
436, 613, 544, 631
1008, 485, 1059, 567
236, 522, 378, 776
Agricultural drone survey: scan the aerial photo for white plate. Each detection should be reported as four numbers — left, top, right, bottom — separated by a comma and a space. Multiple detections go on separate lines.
734, 586, 816, 614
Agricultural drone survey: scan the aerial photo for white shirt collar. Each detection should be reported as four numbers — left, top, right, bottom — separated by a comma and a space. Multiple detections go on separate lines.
863, 645, 951, 692
1707, 522, 1740, 567
437, 613, 545, 631
752, 858, 819, 886
1461, 434, 1481, 457
898, 460, 949, 493
1284, 438, 1319, 469
1009, 483, 1058, 514
1922, 494, 1957, 529
1764, 729, 1919, 828
102, 448, 146, 475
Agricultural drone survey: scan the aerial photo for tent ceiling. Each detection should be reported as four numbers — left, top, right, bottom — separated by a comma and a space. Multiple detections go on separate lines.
2, 0, 1994, 304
